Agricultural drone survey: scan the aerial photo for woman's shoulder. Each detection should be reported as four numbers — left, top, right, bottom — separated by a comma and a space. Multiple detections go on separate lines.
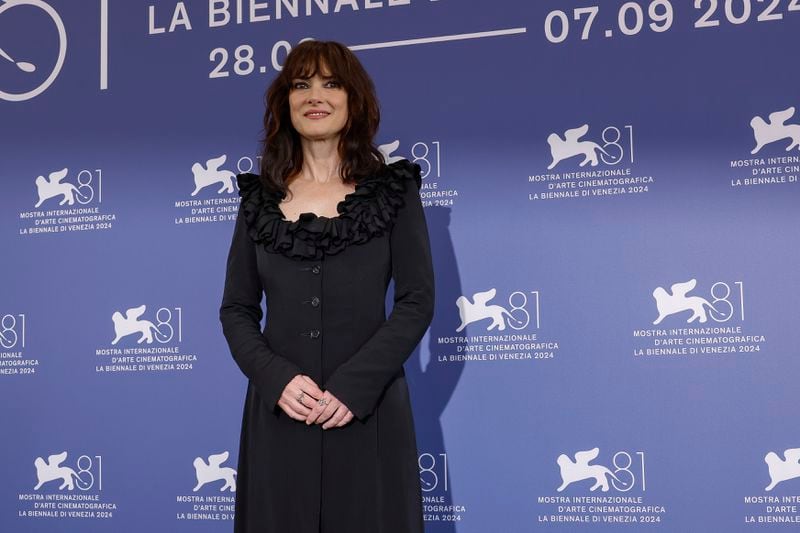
381, 158, 422, 189
347, 158, 421, 204
235, 172, 268, 198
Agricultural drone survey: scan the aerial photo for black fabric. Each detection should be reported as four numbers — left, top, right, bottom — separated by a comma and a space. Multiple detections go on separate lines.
237, 160, 413, 260
219, 159, 434, 533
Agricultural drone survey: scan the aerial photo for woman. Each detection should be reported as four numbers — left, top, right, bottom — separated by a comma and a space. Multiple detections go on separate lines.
219, 40, 435, 533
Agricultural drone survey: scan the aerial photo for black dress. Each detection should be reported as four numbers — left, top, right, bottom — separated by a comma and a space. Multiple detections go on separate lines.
219, 158, 435, 533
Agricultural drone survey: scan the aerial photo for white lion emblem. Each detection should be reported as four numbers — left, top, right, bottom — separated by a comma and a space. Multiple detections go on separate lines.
547, 124, 614, 170
556, 448, 628, 492
34, 168, 89, 207
378, 140, 406, 164
455, 288, 522, 332
193, 451, 237, 492
765, 448, 800, 491
652, 279, 727, 325
750, 106, 800, 155
111, 304, 166, 345
190, 154, 237, 196
33, 451, 81, 491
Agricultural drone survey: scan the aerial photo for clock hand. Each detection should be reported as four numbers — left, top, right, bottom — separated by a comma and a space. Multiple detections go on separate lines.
0, 46, 35, 72
0, 46, 13, 63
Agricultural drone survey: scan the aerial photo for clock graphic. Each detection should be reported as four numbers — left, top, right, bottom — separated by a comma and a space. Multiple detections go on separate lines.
0, 0, 67, 102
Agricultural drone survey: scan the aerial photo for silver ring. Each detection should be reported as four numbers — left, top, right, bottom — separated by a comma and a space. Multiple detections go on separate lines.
318, 398, 329, 407
296, 392, 305, 403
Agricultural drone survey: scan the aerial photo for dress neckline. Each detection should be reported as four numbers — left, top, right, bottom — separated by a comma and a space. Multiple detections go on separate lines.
235, 158, 421, 260
276, 182, 361, 223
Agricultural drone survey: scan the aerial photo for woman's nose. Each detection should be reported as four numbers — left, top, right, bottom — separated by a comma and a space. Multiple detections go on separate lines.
308, 83, 323, 102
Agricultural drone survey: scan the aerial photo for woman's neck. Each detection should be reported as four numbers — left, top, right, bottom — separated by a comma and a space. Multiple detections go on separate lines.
297, 137, 342, 184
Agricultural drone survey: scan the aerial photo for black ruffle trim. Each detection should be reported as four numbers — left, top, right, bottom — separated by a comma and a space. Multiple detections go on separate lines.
236, 159, 422, 260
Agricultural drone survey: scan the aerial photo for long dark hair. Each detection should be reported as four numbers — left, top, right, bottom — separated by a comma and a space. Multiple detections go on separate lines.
258, 40, 384, 194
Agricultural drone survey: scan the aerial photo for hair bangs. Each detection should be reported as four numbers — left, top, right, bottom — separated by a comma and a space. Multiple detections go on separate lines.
283, 42, 351, 89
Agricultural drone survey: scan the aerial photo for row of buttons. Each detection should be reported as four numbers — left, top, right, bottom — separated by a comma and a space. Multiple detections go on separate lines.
301, 264, 320, 339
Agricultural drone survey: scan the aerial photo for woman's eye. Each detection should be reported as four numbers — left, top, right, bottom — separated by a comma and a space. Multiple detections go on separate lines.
325, 80, 341, 88
292, 81, 308, 89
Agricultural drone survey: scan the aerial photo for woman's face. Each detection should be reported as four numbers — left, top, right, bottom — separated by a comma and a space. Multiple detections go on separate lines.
288, 65, 349, 144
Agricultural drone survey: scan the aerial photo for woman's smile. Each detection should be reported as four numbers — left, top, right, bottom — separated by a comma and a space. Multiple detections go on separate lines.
304, 110, 331, 119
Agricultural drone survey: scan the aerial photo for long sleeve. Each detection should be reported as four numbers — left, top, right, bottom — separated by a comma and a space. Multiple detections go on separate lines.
219, 202, 302, 410
324, 164, 435, 421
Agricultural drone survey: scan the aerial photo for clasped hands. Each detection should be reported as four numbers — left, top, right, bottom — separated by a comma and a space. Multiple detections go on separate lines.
277, 374, 354, 429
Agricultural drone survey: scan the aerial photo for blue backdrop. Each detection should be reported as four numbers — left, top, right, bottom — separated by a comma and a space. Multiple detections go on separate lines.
2, 0, 800, 531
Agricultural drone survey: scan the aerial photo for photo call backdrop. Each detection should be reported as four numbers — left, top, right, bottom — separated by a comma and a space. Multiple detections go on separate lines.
1, 0, 799, 531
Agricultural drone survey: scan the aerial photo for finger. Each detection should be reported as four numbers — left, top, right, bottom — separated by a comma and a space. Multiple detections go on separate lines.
305, 402, 325, 425
277, 399, 305, 421
314, 400, 340, 425
336, 411, 354, 427
287, 387, 313, 412
300, 376, 324, 398
322, 405, 348, 430
307, 396, 337, 425
325, 406, 349, 429
292, 393, 312, 415
299, 383, 322, 401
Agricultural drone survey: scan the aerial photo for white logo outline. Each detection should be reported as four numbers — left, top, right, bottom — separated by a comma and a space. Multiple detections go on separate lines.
652, 279, 728, 325
556, 448, 630, 493
193, 451, 237, 492
111, 305, 169, 345
750, 106, 800, 155
33, 168, 90, 207
765, 448, 800, 492
547, 124, 613, 170
455, 288, 523, 332
378, 140, 405, 164
190, 154, 237, 196
33, 451, 82, 491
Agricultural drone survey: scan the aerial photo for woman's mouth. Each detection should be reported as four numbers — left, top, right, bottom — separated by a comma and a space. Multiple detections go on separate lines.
305, 111, 330, 119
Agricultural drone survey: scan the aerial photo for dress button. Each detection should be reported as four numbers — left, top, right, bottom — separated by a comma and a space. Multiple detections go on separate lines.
310, 329, 320, 338
310, 296, 320, 307
311, 265, 320, 274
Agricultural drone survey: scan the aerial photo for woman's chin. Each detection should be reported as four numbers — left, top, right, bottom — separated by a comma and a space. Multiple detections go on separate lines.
299, 130, 343, 143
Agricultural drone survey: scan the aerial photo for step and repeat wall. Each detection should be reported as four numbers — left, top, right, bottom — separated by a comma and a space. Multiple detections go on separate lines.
2, 1, 799, 531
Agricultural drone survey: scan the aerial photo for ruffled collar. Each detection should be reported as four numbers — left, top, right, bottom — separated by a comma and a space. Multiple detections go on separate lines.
236, 159, 421, 260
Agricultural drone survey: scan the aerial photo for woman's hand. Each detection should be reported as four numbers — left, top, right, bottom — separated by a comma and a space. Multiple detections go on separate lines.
305, 390, 354, 429
277, 375, 324, 421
